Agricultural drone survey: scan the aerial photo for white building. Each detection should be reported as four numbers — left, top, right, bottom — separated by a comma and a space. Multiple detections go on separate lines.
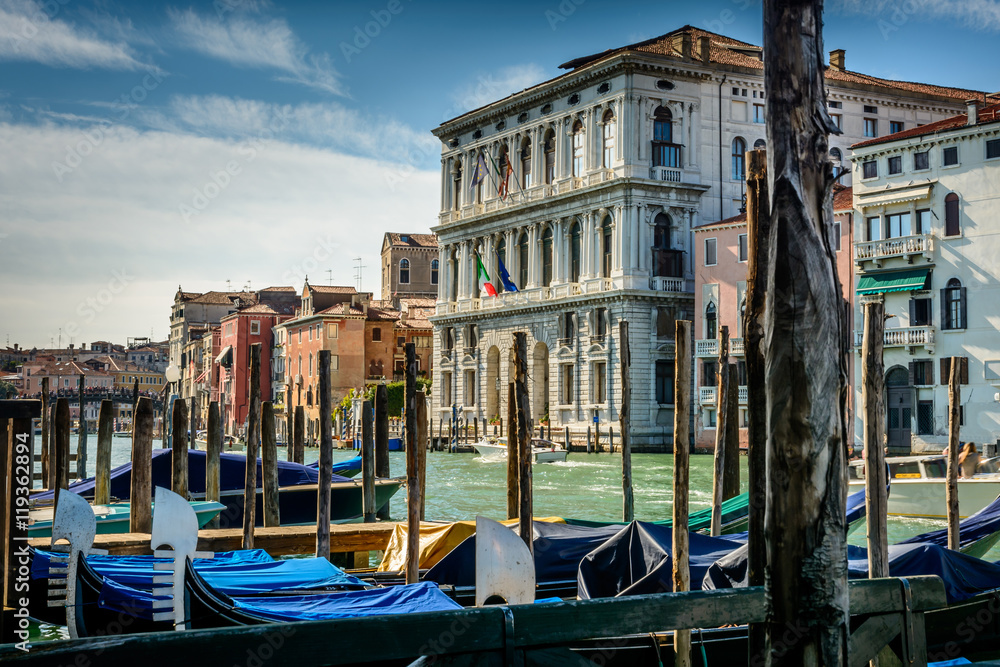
850, 101, 1000, 453
430, 25, 990, 451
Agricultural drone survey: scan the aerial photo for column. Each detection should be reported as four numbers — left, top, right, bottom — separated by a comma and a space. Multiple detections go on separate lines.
529, 224, 540, 288
440, 158, 448, 211
614, 205, 624, 273
616, 96, 625, 164
638, 206, 650, 273
689, 103, 701, 170
629, 205, 640, 272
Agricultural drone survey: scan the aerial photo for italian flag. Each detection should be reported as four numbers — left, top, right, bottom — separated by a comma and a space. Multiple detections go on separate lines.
476, 254, 498, 297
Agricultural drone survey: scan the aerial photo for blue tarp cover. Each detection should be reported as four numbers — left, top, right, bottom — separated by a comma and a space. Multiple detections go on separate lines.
899, 494, 1000, 550
31, 449, 351, 501
231, 581, 461, 621
307, 456, 362, 477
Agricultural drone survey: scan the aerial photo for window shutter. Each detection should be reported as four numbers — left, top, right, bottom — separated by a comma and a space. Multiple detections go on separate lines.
940, 358, 949, 386
908, 362, 915, 386
908, 298, 916, 324
940, 288, 948, 329
959, 287, 968, 329
961, 357, 969, 385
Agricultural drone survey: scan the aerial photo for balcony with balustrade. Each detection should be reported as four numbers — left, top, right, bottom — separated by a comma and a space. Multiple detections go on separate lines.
699, 386, 716, 405
853, 326, 935, 351
695, 338, 745, 357
854, 234, 933, 268
436, 278, 620, 316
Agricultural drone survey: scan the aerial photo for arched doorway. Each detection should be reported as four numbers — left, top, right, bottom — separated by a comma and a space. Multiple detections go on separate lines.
486, 346, 500, 420
532, 343, 549, 422
886, 366, 911, 450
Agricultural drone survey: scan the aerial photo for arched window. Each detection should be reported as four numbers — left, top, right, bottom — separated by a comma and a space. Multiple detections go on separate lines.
518, 231, 529, 288
496, 236, 507, 292
652, 106, 679, 168
543, 129, 555, 184
399, 258, 410, 284
829, 147, 842, 161
651, 213, 682, 278
541, 227, 554, 286
601, 216, 613, 278
732, 137, 747, 180
452, 160, 462, 210
886, 367, 909, 387
569, 220, 582, 283
520, 138, 532, 189
942, 278, 966, 330
430, 259, 439, 285
945, 193, 960, 236
754, 138, 766, 150
705, 302, 718, 340
602, 109, 616, 168
572, 121, 584, 177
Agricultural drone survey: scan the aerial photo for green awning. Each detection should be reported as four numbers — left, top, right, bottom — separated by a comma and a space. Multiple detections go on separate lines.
856, 268, 930, 295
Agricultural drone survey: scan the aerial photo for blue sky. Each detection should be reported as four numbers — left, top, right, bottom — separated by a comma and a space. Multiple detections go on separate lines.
1, 0, 998, 347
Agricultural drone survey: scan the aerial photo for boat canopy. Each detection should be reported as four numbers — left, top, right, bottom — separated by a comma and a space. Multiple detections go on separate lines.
856, 268, 931, 295
899, 493, 1000, 553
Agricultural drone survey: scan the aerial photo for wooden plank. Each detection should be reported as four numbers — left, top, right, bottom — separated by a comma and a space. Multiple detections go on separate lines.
947, 357, 961, 549
513, 332, 532, 551
361, 400, 375, 523
53, 398, 69, 512
619, 320, 633, 522
848, 614, 902, 667
404, 343, 419, 584
171, 396, 189, 499
261, 401, 279, 527
0, 400, 42, 421
94, 400, 113, 506
129, 397, 153, 533
506, 381, 518, 519
205, 401, 221, 530
316, 350, 333, 559
243, 343, 261, 550
375, 383, 390, 520
672, 319, 692, 667
863, 300, 889, 578
710, 326, 729, 536
723, 362, 740, 500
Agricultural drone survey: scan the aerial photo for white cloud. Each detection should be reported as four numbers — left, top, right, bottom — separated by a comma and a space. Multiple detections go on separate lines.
445, 64, 548, 119
0, 0, 151, 70
169, 8, 344, 96
831, 0, 1000, 32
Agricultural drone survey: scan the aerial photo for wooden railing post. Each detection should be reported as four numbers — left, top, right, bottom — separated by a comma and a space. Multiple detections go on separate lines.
206, 401, 221, 529
672, 320, 692, 667
94, 400, 113, 506
129, 397, 153, 533
375, 384, 390, 520
242, 343, 261, 550
77, 374, 87, 480
171, 397, 189, 500
361, 400, 376, 523
261, 401, 280, 527
619, 320, 633, 523
947, 357, 962, 549
316, 350, 333, 559
710, 326, 730, 536
863, 301, 889, 577
293, 405, 305, 464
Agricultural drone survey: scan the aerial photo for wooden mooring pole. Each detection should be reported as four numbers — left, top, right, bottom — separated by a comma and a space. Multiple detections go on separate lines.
361, 400, 376, 523
77, 374, 87, 479
862, 301, 889, 577
129, 397, 153, 533
189, 395, 197, 451
54, 398, 69, 511
94, 400, 113, 506
619, 320, 633, 523
947, 357, 962, 549
512, 332, 532, 551
261, 401, 280, 527
723, 363, 740, 500
40, 377, 50, 488
286, 406, 295, 462
375, 383, 390, 520
710, 326, 730, 536
506, 381, 518, 519
316, 350, 333, 560
763, 0, 850, 660
294, 405, 305, 464
416, 390, 428, 522
405, 343, 419, 584
206, 401, 221, 529
242, 343, 261, 550
171, 397, 189, 500
672, 320, 692, 667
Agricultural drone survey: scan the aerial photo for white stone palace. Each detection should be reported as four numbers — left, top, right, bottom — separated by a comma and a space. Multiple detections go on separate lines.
429, 26, 986, 451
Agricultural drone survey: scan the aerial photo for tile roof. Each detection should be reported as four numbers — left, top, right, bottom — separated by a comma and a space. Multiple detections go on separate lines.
259, 286, 296, 292
307, 285, 358, 294
399, 297, 436, 308
397, 318, 433, 330
366, 307, 401, 322
385, 232, 438, 248
186, 291, 256, 305
852, 103, 1000, 149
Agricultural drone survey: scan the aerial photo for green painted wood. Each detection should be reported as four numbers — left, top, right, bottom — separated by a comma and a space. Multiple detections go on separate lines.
848, 614, 902, 667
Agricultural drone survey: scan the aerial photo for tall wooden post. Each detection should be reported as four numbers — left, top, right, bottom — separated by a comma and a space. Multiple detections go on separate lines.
94, 400, 113, 506
76, 373, 87, 479
286, 406, 295, 462
40, 377, 50, 487
862, 301, 889, 577
512, 332, 532, 552
48, 403, 56, 490
361, 400, 376, 523
710, 326, 730, 536
672, 320, 692, 667
242, 343, 261, 549
619, 320, 634, 523
171, 397, 189, 500
744, 147, 770, 662
723, 363, 740, 500
316, 350, 333, 559
293, 405, 305, 464
206, 401, 221, 529
54, 398, 70, 511
416, 390, 428, 522
261, 401, 280, 527
947, 357, 962, 550
763, 1, 849, 661
129, 397, 153, 533
189, 395, 197, 450
506, 382, 518, 519
3, 402, 40, 641
132, 378, 139, 414
375, 383, 390, 520
404, 343, 419, 583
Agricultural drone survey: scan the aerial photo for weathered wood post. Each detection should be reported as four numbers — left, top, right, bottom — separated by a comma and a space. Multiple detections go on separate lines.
189, 395, 197, 450
710, 326, 730, 536
54, 398, 70, 510
506, 382, 518, 519
361, 399, 376, 523
724, 363, 740, 499
286, 405, 295, 462
77, 374, 87, 480
206, 401, 221, 529
862, 301, 889, 577
619, 320, 634, 523
48, 403, 56, 490
587, 426, 592, 453
261, 401, 280, 527
293, 405, 305, 464
673, 320, 693, 667
40, 377, 50, 488
947, 357, 962, 549
242, 343, 261, 550
129, 397, 154, 533
94, 400, 113, 506
416, 390, 428, 522
512, 332, 532, 551
405, 343, 419, 584
608, 427, 614, 453
744, 146, 770, 662
474, 416, 478, 443
564, 425, 570, 452
316, 350, 333, 559
171, 397, 189, 500
2, 403, 39, 637
763, 1, 849, 660
375, 383, 390, 520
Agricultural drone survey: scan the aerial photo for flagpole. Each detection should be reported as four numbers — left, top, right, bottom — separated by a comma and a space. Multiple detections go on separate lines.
478, 150, 503, 197
484, 150, 515, 202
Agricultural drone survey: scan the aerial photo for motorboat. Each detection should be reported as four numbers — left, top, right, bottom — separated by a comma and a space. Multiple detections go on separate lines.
848, 455, 1000, 519
28, 500, 224, 538
473, 437, 568, 463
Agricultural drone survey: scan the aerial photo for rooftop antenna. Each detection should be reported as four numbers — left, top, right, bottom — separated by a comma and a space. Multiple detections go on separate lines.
326, 269, 333, 286
226, 279, 232, 292
353, 257, 366, 291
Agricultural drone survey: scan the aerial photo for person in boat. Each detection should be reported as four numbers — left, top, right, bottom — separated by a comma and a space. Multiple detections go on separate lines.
959, 442, 980, 479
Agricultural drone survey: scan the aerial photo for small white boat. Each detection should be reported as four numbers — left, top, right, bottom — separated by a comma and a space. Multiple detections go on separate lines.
848, 455, 1000, 519
194, 430, 240, 448
474, 437, 568, 463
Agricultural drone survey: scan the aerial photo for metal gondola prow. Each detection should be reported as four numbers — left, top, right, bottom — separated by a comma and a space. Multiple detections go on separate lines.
48, 491, 107, 639
474, 516, 535, 607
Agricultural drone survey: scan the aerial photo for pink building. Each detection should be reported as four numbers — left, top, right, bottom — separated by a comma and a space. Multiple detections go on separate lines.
691, 186, 855, 450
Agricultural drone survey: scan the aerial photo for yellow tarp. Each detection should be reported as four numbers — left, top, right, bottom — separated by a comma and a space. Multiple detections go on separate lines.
377, 517, 565, 572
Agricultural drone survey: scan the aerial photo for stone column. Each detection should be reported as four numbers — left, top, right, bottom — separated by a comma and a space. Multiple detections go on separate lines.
441, 158, 448, 211
528, 224, 539, 288
614, 205, 624, 273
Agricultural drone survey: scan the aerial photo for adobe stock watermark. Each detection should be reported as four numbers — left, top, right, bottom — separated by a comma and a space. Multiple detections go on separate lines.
4, 0, 72, 55
53, 269, 135, 342
281, 234, 340, 285
875, 0, 931, 40
339, 0, 412, 64
703, 0, 760, 35
545, 0, 586, 31
179, 106, 292, 223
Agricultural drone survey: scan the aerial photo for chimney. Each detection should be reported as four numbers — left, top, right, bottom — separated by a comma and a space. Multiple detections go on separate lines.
829, 49, 845, 70
966, 99, 980, 126
698, 35, 711, 64
681, 33, 692, 61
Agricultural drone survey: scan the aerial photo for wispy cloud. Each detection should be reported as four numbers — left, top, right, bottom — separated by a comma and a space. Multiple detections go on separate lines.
831, 0, 1000, 32
0, 0, 152, 70
169, 8, 344, 96
447, 64, 548, 117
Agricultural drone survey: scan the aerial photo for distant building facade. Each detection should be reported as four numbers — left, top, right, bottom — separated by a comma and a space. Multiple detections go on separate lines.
381, 233, 439, 302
